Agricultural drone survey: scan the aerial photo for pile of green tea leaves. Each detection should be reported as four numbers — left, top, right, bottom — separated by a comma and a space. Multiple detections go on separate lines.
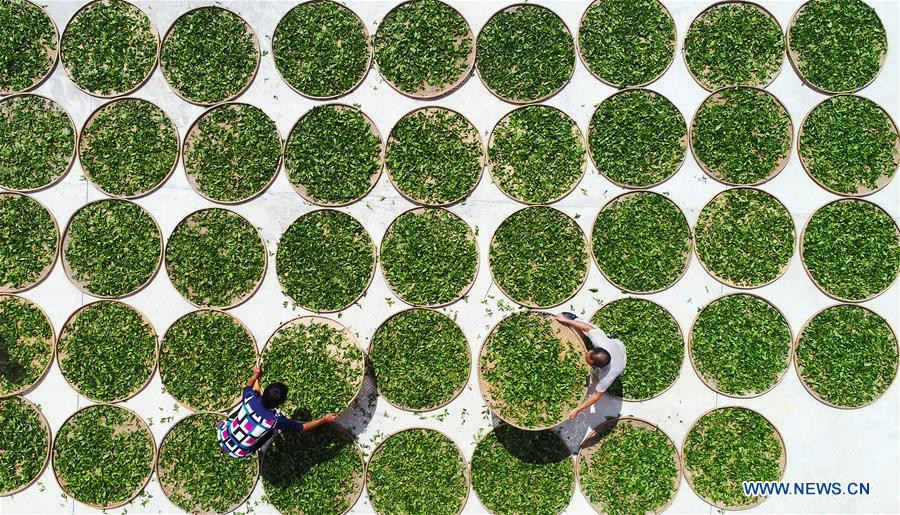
683, 407, 783, 508
184, 103, 281, 203
796, 305, 898, 408
695, 188, 795, 287
273, 0, 370, 98
588, 89, 686, 188
591, 298, 683, 400
277, 209, 375, 311
370, 309, 469, 410
63, 199, 161, 297
386, 108, 482, 205
579, 421, 679, 514
375, 0, 472, 96
802, 199, 900, 300
481, 312, 588, 428
285, 104, 381, 205
490, 207, 587, 307
592, 192, 691, 292
800, 95, 900, 195
58, 301, 157, 402
262, 425, 364, 514
471, 425, 574, 513
691, 87, 792, 185
489, 105, 585, 204
158, 413, 258, 513
789, 0, 887, 93
160, 310, 257, 412
577, 0, 676, 87
0, 194, 57, 290
381, 208, 477, 306
79, 98, 178, 197
0, 0, 57, 94
53, 405, 154, 508
476, 4, 574, 102
166, 209, 265, 308
0, 95, 74, 191
161, 6, 259, 104
0, 397, 49, 495
691, 294, 791, 397
61, 0, 157, 96
261, 319, 364, 418
684, 2, 784, 90
0, 295, 53, 396
368, 429, 468, 514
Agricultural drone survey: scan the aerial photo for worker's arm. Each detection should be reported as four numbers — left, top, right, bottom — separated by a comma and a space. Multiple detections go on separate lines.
246, 363, 261, 390
554, 314, 595, 333
303, 413, 338, 431
279, 413, 338, 433
568, 391, 604, 420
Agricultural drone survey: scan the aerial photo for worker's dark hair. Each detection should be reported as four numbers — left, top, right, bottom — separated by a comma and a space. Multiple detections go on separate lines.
262, 382, 288, 409
587, 348, 611, 368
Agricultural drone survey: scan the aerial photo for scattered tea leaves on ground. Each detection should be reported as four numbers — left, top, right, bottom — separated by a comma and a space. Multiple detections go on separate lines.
0, 0, 57, 94
79, 98, 178, 197
802, 199, 900, 301
588, 89, 686, 188
0, 194, 57, 290
160, 310, 257, 412
0, 397, 49, 495
381, 208, 477, 306
0, 94, 74, 191
796, 305, 898, 408
277, 209, 374, 311
370, 309, 469, 410
0, 295, 53, 396
593, 192, 691, 292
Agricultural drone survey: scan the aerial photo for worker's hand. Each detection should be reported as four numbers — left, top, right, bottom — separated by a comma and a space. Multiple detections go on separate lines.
322, 413, 338, 423
555, 314, 569, 324
567, 408, 580, 421
252, 363, 261, 375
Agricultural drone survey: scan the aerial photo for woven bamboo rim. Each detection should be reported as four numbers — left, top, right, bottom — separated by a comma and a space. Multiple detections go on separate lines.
285, 104, 383, 207
688, 86, 793, 187
0, 93, 77, 193
489, 206, 589, 309
693, 187, 795, 289
0, 193, 60, 293
261, 316, 366, 415
576, 0, 677, 89
475, 3, 575, 105
797, 94, 900, 197
366, 427, 470, 515
380, 207, 478, 308
478, 311, 591, 430
786, 0, 888, 95
61, 199, 163, 299
56, 300, 158, 403
799, 198, 900, 303
157, 412, 259, 514
160, 309, 259, 414
276, 208, 376, 313
160, 6, 260, 106
471, 423, 575, 515
687, 293, 793, 399
793, 304, 899, 410
59, 0, 159, 98
487, 105, 587, 205
375, 0, 475, 100
682, 1, 785, 92
590, 191, 693, 294
0, 396, 52, 497
576, 417, 682, 515
0, 294, 56, 397
182, 102, 283, 205
78, 97, 179, 199
681, 406, 786, 511
384, 106, 485, 207
0, 0, 59, 96
369, 308, 472, 412
586, 88, 688, 190
52, 403, 157, 510
165, 208, 267, 310
272, 0, 373, 101
589, 298, 685, 402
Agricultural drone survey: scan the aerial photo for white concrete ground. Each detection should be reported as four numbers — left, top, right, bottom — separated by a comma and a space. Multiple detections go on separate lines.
2, 0, 898, 513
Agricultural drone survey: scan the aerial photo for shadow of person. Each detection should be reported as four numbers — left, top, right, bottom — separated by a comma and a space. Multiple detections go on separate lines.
553, 375, 624, 455
260, 424, 354, 489
491, 423, 571, 465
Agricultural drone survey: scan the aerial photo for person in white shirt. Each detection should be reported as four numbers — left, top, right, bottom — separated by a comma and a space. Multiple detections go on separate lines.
554, 312, 627, 420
